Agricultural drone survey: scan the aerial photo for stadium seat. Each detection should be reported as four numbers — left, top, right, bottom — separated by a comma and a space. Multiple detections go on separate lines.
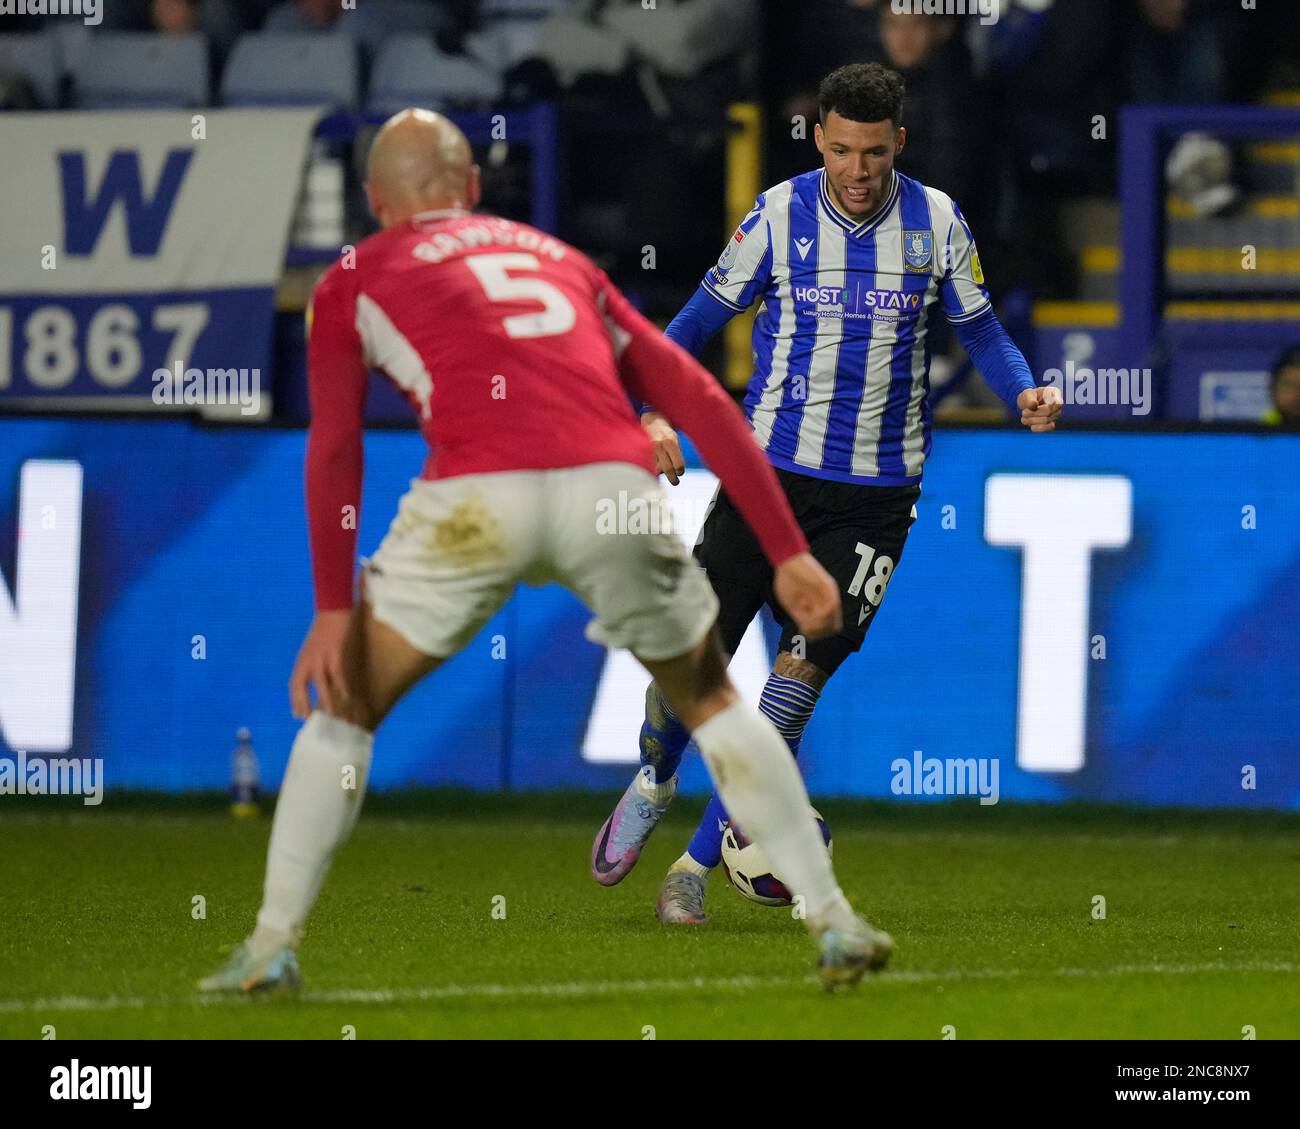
74, 32, 210, 109
52, 24, 91, 85
221, 33, 359, 110
367, 38, 501, 115
0, 32, 61, 108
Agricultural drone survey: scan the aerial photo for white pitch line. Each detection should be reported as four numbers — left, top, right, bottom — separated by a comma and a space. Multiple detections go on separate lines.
0, 961, 1294, 1016
302, 973, 798, 1006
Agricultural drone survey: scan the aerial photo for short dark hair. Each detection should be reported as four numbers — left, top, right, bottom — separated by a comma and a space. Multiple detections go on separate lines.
818, 63, 905, 128
1271, 345, 1300, 386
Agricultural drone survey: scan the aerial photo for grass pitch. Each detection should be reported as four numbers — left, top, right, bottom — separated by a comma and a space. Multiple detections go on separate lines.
1, 793, 1296, 1040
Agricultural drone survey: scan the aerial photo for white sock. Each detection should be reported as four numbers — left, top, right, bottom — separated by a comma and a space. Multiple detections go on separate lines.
691, 700, 855, 933
251, 712, 373, 957
633, 764, 677, 805
670, 852, 711, 879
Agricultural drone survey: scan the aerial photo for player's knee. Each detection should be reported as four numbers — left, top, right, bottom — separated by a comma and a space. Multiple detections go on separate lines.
684, 637, 731, 702
667, 678, 737, 732
353, 707, 381, 734
646, 633, 736, 730
317, 690, 382, 733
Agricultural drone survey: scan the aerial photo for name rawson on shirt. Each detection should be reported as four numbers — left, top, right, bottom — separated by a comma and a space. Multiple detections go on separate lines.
792, 284, 924, 322
411, 221, 568, 265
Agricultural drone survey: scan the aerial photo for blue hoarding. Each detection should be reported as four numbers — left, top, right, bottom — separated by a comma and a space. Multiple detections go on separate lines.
1, 418, 1297, 809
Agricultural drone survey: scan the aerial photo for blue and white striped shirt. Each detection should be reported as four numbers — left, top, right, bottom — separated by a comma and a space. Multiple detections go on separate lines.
680, 168, 1021, 486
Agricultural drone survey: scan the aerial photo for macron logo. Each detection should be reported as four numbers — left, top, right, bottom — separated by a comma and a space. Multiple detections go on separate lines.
50, 1060, 151, 1110
794, 237, 814, 260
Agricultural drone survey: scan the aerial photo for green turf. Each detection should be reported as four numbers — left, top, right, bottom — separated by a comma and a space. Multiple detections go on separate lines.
1, 793, 1296, 1039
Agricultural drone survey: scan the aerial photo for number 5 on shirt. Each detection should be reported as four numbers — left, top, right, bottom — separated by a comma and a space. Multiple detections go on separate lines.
465, 253, 576, 339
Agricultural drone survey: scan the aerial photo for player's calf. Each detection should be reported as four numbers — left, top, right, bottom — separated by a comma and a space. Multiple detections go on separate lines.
639, 680, 690, 781
646, 641, 890, 983
660, 658, 825, 917
589, 681, 692, 885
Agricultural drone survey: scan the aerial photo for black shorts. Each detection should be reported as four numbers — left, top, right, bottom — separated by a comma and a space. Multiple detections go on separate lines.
694, 467, 920, 676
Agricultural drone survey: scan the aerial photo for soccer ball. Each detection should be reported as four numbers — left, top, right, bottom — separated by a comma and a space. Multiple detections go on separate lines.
720, 809, 832, 907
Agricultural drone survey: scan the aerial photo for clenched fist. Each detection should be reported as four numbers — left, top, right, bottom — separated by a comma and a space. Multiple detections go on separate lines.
1017, 386, 1064, 433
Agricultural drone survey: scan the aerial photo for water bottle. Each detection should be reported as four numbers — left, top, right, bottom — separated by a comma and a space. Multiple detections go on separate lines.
231, 727, 260, 818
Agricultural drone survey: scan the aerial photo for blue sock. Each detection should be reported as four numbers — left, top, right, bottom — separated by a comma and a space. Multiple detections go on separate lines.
686, 792, 734, 869
639, 682, 691, 783
685, 673, 821, 869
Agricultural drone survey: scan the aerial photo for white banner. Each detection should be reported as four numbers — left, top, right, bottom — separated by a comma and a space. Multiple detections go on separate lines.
0, 109, 323, 404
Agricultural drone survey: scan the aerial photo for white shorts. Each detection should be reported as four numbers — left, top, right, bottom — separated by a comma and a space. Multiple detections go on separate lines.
362, 462, 720, 662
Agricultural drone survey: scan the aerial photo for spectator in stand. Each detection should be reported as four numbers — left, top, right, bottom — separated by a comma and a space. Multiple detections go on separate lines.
152, 0, 199, 32
769, 4, 977, 205
1126, 0, 1248, 218
874, 8, 978, 211
480, 0, 758, 309
597, 0, 760, 301
486, 0, 756, 107
97, 0, 256, 38
262, 0, 450, 65
150, 0, 245, 72
56, 0, 254, 94
972, 0, 1122, 299
1264, 346, 1300, 429
768, 0, 882, 184
1126, 0, 1239, 106
1235, 2, 1300, 100
462, 0, 580, 89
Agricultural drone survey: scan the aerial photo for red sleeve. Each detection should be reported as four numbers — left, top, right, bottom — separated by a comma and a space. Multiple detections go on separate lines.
595, 272, 809, 568
305, 266, 369, 611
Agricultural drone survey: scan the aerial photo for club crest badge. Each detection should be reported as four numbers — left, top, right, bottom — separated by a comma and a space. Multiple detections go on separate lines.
903, 229, 934, 273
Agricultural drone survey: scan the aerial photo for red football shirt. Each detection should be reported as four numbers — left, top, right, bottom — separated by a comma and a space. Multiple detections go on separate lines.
305, 209, 808, 610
